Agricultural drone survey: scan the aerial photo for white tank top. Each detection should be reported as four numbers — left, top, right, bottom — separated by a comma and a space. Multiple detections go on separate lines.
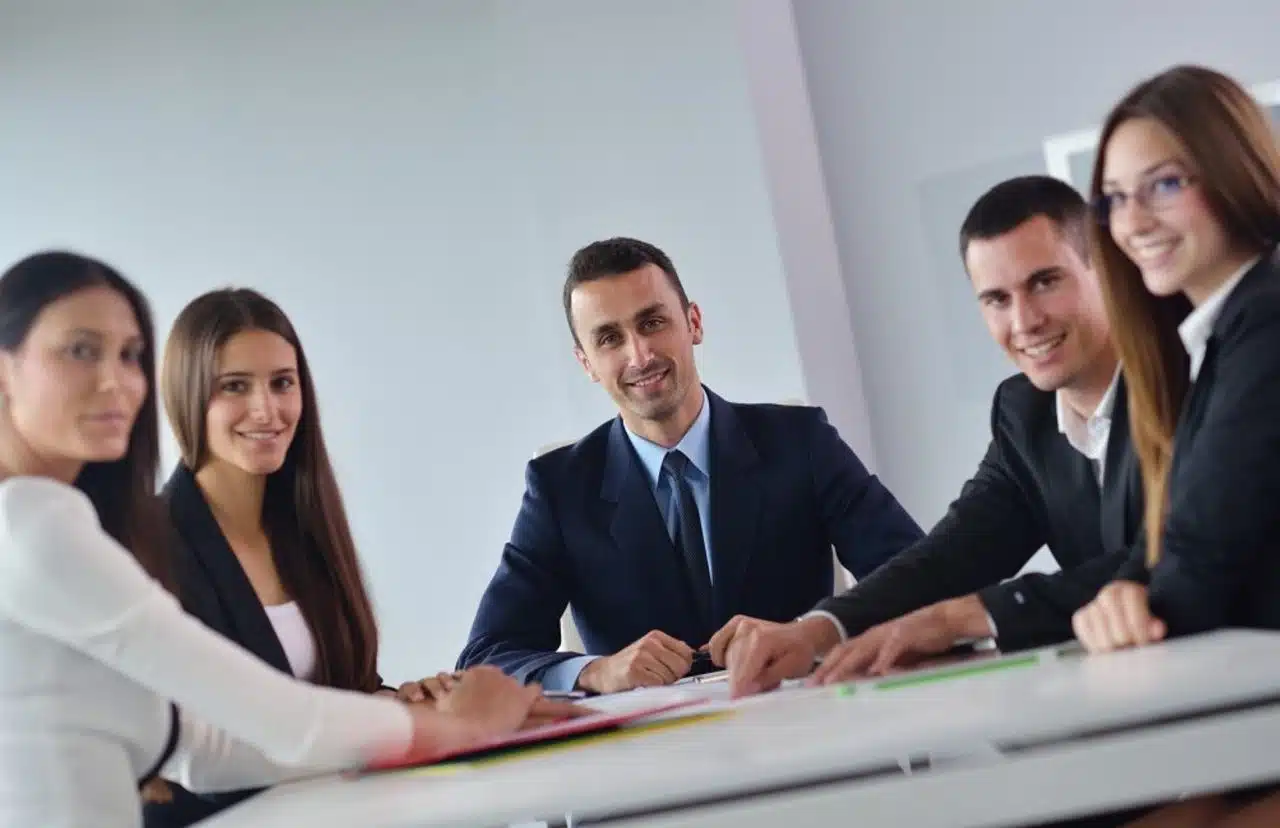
263, 601, 317, 680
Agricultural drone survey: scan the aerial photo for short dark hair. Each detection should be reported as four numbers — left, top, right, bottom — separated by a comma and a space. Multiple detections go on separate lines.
563, 237, 690, 345
958, 175, 1091, 265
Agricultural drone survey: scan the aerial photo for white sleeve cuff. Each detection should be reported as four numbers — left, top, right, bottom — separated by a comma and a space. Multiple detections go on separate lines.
800, 610, 848, 642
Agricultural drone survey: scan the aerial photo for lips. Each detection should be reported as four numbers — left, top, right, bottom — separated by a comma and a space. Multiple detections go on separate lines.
1018, 333, 1066, 360
1129, 238, 1179, 265
627, 369, 670, 390
236, 430, 285, 441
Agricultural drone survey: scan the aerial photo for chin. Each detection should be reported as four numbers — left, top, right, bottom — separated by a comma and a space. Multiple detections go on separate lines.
78, 440, 131, 463
235, 456, 287, 476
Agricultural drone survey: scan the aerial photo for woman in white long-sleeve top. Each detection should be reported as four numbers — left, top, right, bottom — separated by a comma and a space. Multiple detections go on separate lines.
0, 251, 578, 828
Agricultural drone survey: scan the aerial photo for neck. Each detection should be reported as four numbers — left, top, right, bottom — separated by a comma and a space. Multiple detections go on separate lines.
0, 424, 83, 486
1060, 348, 1120, 420
1184, 247, 1261, 307
623, 383, 706, 449
195, 461, 267, 539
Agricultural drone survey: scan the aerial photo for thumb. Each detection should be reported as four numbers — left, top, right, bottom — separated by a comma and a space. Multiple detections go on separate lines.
1149, 618, 1167, 640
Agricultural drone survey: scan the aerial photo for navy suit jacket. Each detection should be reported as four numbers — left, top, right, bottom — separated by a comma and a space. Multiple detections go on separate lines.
457, 389, 923, 684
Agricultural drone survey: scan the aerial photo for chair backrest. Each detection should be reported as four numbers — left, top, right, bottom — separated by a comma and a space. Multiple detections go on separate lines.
534, 396, 852, 654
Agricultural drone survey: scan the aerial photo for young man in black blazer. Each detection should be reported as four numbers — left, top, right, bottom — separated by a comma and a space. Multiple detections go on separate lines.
457, 237, 923, 694
715, 176, 1145, 695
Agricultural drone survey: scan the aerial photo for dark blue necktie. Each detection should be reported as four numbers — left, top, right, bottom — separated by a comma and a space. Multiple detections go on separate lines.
662, 450, 713, 625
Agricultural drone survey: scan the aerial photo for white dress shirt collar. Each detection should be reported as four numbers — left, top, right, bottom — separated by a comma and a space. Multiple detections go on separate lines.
1178, 255, 1262, 381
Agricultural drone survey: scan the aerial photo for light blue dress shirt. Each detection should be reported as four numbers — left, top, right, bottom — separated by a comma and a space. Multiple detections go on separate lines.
542, 395, 714, 691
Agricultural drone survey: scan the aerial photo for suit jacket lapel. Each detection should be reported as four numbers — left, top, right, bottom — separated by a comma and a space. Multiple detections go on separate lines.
705, 392, 761, 628
600, 421, 702, 634
164, 466, 292, 675
1100, 375, 1135, 553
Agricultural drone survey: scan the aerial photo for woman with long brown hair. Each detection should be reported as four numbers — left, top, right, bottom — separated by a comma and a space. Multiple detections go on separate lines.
0, 252, 576, 828
1071, 65, 1280, 826
146, 287, 448, 826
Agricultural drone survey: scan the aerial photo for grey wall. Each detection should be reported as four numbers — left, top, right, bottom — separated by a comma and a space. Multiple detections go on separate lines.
791, 0, 1280, 539
0, 0, 810, 679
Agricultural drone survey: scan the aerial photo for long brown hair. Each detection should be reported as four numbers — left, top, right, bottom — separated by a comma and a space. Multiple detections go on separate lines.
1088, 65, 1280, 566
161, 289, 380, 691
0, 251, 173, 589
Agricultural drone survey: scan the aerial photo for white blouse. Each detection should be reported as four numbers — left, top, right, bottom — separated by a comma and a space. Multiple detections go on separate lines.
0, 476, 412, 828
264, 601, 317, 680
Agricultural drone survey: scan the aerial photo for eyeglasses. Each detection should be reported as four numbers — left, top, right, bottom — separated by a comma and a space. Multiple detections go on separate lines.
1091, 173, 1198, 225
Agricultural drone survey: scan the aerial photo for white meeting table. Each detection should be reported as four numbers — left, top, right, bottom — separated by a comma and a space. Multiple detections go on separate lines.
199, 630, 1280, 827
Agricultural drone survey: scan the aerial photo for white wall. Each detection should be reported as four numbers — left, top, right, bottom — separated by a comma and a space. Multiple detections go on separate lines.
785, 0, 1280, 569
0, 0, 811, 679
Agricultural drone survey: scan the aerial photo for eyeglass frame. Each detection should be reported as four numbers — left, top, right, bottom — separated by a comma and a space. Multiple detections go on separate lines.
1091, 172, 1199, 226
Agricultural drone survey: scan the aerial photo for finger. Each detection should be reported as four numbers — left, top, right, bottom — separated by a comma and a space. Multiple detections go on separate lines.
398, 681, 426, 703
727, 631, 778, 696
438, 671, 460, 691
1149, 616, 1167, 642
868, 634, 906, 676
1119, 589, 1153, 647
1072, 608, 1099, 652
1080, 607, 1113, 654
1098, 592, 1135, 651
639, 651, 681, 685
530, 699, 590, 720
707, 617, 745, 666
647, 639, 694, 679
650, 630, 696, 659
751, 647, 812, 696
811, 637, 876, 685
633, 659, 675, 687
419, 678, 447, 699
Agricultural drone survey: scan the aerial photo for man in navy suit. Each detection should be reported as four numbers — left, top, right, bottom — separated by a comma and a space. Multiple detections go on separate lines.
456, 237, 922, 694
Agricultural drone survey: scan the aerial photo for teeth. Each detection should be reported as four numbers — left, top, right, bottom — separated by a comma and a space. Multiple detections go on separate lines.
239, 432, 279, 440
1133, 240, 1176, 261
633, 373, 666, 387
1022, 335, 1065, 358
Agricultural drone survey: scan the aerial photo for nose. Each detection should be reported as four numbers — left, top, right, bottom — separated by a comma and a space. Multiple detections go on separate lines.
1109, 195, 1157, 239
1009, 293, 1046, 337
96, 356, 131, 394
246, 387, 276, 422
623, 332, 657, 368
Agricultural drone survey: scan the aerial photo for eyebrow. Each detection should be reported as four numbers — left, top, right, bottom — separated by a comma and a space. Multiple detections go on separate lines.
215, 367, 298, 379
69, 327, 143, 342
588, 302, 668, 339
1102, 157, 1184, 188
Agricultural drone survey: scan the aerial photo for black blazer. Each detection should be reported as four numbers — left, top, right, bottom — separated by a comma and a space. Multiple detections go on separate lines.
814, 372, 1144, 652
1118, 247, 1280, 635
456, 388, 924, 683
144, 466, 384, 828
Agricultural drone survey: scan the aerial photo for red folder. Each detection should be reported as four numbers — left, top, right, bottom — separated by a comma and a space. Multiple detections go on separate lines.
364, 699, 709, 773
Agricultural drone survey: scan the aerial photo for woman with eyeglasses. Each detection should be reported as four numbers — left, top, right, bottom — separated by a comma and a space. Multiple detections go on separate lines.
0, 252, 579, 828
1068, 65, 1280, 826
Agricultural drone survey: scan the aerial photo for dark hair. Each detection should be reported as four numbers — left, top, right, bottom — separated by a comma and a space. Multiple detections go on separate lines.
0, 251, 172, 588
959, 175, 1092, 263
161, 288, 380, 692
563, 237, 689, 345
1089, 64, 1280, 566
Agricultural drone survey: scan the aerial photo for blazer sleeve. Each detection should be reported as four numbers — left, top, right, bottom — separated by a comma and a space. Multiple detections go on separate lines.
455, 461, 579, 684
0, 478, 413, 776
809, 407, 924, 579
814, 425, 1045, 639
979, 545, 1133, 651
1147, 305, 1280, 635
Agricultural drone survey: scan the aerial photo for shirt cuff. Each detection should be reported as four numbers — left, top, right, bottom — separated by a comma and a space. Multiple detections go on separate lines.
984, 611, 998, 638
800, 610, 848, 643
540, 655, 599, 692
